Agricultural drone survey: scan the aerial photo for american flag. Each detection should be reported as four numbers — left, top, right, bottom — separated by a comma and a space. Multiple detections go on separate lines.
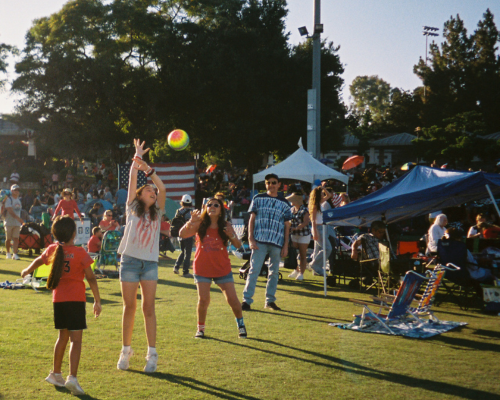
118, 162, 196, 202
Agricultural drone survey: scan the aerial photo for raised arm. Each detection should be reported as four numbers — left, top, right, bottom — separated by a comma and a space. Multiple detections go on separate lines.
127, 139, 150, 205
179, 210, 202, 238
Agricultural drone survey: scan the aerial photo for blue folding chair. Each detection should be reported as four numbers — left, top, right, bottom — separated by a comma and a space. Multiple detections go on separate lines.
349, 271, 428, 334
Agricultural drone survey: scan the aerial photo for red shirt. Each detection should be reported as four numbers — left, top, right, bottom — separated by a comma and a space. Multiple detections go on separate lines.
193, 228, 231, 278
87, 235, 101, 253
99, 219, 119, 231
54, 199, 81, 219
41, 244, 93, 302
483, 226, 500, 239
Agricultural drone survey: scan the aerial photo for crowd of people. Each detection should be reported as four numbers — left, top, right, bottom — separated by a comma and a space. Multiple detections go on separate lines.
4, 149, 500, 396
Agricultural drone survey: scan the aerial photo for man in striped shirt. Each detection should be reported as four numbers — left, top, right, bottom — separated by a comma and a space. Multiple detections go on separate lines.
241, 174, 292, 311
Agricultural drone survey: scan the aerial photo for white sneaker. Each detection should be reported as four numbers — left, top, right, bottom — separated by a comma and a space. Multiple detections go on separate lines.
144, 352, 158, 373
12, 254, 20, 260
6, 253, 11, 259
295, 273, 304, 281
45, 371, 65, 387
117, 348, 134, 370
65, 375, 85, 395
288, 270, 299, 279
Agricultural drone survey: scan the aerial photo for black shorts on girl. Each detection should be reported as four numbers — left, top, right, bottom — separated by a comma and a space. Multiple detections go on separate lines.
53, 301, 87, 330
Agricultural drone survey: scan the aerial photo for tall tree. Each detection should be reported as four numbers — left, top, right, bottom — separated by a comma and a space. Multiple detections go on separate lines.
349, 75, 391, 124
0, 43, 16, 90
12, 0, 346, 169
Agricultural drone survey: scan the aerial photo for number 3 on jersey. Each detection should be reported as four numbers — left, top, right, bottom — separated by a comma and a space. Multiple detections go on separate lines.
64, 260, 71, 273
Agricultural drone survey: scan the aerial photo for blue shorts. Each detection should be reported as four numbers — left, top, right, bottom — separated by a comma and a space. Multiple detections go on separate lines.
120, 254, 158, 282
193, 272, 234, 285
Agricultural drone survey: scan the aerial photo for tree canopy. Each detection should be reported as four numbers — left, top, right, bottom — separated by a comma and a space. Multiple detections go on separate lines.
11, 0, 346, 169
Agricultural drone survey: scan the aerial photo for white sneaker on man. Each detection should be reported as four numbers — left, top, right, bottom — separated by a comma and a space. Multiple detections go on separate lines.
65, 375, 85, 395
295, 273, 304, 281
288, 270, 299, 279
6, 253, 11, 259
144, 353, 158, 373
117, 348, 134, 370
12, 254, 20, 260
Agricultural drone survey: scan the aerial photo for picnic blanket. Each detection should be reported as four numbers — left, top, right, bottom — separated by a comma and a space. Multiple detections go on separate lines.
329, 319, 467, 339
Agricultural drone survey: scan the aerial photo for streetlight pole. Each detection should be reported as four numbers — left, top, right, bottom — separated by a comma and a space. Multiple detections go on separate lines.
422, 26, 439, 100
312, 0, 321, 160
299, 1, 323, 160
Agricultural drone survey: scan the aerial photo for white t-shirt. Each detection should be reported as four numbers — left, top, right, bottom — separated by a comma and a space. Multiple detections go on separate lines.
118, 201, 161, 261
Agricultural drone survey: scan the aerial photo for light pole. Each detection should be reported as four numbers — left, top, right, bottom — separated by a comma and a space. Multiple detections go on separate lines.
299, 0, 323, 160
422, 26, 439, 99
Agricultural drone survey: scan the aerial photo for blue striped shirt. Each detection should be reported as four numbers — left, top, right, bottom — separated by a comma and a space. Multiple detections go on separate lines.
249, 193, 292, 248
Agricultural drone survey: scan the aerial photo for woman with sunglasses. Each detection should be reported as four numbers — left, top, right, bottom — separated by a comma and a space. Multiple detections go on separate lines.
308, 186, 332, 276
99, 210, 120, 232
179, 198, 247, 339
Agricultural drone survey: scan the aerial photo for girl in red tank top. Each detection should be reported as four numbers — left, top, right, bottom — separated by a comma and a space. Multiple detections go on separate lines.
180, 197, 247, 339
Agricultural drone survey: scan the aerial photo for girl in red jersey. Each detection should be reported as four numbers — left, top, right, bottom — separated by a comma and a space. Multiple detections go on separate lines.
179, 197, 247, 339
21, 216, 101, 396
53, 188, 84, 223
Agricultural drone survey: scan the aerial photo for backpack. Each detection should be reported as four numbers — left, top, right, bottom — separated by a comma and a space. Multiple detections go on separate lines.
169, 208, 191, 238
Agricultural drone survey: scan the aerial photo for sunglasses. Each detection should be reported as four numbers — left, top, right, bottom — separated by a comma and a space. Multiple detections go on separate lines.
266, 181, 278, 185
207, 203, 220, 208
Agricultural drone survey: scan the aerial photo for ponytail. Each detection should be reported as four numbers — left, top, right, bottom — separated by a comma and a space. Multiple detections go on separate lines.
46, 244, 65, 290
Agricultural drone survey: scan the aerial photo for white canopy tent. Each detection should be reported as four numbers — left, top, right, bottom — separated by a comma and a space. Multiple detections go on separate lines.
253, 146, 349, 186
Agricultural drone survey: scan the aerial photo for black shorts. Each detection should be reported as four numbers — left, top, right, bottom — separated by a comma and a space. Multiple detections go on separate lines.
53, 302, 87, 331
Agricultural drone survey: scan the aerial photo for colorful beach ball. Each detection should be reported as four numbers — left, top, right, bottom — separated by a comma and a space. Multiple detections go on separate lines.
167, 129, 189, 151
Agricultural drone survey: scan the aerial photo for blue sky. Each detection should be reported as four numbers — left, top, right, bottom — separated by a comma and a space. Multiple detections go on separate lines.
1, 0, 499, 114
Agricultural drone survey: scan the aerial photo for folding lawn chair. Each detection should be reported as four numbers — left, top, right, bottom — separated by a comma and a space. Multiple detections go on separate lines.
96, 230, 122, 273
349, 270, 428, 334
378, 263, 459, 323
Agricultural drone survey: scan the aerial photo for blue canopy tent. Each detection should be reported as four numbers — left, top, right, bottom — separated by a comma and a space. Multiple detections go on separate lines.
323, 166, 500, 227
316, 166, 500, 296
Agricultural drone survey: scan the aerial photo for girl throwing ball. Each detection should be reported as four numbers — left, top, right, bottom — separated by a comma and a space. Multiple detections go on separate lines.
179, 197, 247, 339
21, 216, 101, 396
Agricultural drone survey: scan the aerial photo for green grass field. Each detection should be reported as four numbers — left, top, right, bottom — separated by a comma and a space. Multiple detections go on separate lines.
1, 252, 499, 400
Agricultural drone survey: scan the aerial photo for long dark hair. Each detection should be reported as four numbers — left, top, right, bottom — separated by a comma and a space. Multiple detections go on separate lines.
134, 184, 159, 221
198, 198, 229, 245
47, 216, 76, 290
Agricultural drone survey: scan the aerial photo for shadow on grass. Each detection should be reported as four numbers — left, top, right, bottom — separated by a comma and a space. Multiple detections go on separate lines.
433, 309, 483, 319
429, 333, 500, 352
248, 309, 352, 324
127, 370, 262, 400
473, 328, 500, 339
0, 268, 22, 278
209, 338, 500, 400
86, 295, 120, 306
158, 278, 222, 293
54, 385, 99, 399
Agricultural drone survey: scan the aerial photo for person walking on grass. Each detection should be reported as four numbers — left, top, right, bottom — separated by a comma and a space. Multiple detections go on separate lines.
286, 192, 311, 281
173, 194, 195, 277
241, 173, 292, 311
116, 139, 166, 373
21, 216, 101, 396
179, 197, 247, 339
4, 184, 24, 260
308, 186, 332, 276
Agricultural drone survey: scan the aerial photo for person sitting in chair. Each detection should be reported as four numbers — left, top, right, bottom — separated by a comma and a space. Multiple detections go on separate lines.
438, 228, 495, 286
350, 220, 386, 261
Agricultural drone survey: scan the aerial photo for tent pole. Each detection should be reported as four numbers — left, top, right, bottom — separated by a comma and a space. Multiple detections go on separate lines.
485, 184, 500, 220
322, 224, 327, 297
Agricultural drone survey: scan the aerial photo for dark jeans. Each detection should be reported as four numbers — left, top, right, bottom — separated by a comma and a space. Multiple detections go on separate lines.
174, 236, 194, 274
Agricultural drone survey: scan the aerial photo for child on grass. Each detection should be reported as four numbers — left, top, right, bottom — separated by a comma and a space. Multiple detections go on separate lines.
179, 197, 247, 339
21, 216, 101, 396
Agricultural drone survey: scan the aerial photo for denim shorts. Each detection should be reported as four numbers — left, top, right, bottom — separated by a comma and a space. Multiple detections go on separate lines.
120, 254, 158, 282
193, 271, 234, 285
